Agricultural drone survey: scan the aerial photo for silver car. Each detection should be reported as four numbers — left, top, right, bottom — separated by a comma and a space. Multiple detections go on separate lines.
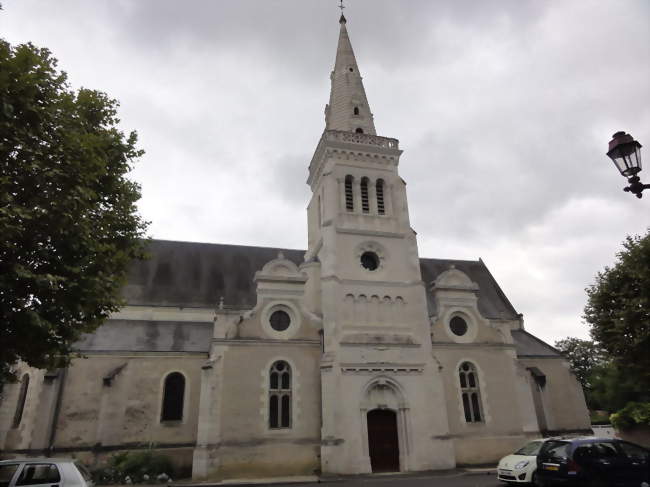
0, 459, 93, 487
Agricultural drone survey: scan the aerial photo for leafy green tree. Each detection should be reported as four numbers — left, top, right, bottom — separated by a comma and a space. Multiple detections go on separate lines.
584, 230, 650, 401
554, 337, 605, 392
0, 40, 148, 383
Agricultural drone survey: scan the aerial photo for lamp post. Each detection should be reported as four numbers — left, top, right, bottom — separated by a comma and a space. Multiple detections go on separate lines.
606, 131, 648, 198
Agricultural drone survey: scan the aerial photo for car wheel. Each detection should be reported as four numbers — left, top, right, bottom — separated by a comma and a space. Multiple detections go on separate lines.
530, 471, 539, 486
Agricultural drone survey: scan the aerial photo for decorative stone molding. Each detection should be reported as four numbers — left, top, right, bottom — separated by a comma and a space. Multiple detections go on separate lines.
341, 363, 424, 374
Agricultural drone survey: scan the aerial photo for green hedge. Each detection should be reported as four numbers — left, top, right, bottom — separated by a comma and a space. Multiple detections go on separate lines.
610, 402, 650, 429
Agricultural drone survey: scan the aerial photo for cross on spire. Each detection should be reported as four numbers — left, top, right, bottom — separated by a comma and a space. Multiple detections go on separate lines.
338, 0, 346, 23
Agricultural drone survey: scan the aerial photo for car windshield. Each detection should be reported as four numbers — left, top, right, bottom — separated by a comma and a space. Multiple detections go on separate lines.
543, 441, 570, 460
515, 441, 543, 456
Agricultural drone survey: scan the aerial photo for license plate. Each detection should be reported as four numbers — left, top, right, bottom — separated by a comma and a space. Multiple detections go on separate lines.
499, 469, 513, 475
543, 465, 559, 471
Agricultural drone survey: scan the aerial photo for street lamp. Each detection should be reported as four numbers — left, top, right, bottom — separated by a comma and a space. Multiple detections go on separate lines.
606, 131, 648, 198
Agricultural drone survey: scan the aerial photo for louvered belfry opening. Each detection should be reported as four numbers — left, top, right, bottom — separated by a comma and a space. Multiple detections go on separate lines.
361, 177, 370, 213
345, 175, 354, 211
269, 361, 292, 428
459, 362, 483, 422
376, 179, 385, 214
161, 372, 185, 421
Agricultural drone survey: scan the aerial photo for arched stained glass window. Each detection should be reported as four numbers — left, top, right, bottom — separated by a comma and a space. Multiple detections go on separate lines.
361, 177, 370, 213
12, 374, 29, 428
345, 175, 354, 211
161, 372, 185, 421
269, 361, 291, 429
459, 362, 483, 423
376, 179, 385, 214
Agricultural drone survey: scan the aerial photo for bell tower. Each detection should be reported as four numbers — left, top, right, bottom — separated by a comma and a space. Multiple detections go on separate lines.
306, 13, 455, 475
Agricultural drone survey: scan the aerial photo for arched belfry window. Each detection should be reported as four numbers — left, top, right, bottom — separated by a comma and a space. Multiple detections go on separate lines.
360, 177, 370, 213
12, 374, 29, 428
355, 127, 364, 134
345, 175, 354, 211
353, 106, 360, 115
269, 361, 291, 429
459, 362, 483, 423
161, 372, 185, 421
376, 179, 385, 214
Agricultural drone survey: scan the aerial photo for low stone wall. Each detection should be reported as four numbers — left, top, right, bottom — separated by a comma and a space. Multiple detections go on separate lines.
617, 426, 650, 448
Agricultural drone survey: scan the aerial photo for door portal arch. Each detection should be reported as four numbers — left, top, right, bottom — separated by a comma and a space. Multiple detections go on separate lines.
360, 377, 410, 473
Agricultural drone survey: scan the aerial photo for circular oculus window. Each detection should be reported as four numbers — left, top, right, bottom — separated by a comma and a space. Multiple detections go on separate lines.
269, 310, 291, 331
450, 316, 468, 336
360, 251, 380, 271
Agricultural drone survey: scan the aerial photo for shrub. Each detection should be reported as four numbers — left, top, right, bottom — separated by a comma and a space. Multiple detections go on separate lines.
610, 402, 650, 430
93, 451, 173, 485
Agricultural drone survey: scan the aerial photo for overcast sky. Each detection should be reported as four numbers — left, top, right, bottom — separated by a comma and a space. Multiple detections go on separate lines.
2, 0, 649, 345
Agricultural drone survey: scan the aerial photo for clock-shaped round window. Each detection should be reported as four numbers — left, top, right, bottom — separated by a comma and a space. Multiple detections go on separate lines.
270, 310, 291, 331
450, 316, 468, 336
360, 251, 380, 271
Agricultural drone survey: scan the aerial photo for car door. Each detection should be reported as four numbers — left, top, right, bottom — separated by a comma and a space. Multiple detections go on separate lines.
586, 441, 629, 485
13, 464, 62, 487
617, 441, 650, 485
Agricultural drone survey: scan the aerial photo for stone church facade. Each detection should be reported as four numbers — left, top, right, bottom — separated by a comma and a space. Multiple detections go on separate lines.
0, 15, 590, 479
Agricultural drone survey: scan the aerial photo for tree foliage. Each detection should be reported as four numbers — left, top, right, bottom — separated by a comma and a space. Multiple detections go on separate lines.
554, 337, 605, 391
584, 230, 650, 399
0, 40, 148, 382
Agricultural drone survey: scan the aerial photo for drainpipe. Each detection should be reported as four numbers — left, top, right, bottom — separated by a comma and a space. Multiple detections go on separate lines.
47, 367, 67, 455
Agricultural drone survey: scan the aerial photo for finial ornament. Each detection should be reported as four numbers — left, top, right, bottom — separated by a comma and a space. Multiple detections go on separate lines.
338, 0, 347, 23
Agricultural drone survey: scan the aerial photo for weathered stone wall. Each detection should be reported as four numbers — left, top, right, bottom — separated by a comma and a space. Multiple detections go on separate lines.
193, 342, 322, 480
518, 357, 591, 434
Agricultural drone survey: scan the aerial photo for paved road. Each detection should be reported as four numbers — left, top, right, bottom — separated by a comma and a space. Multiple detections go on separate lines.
272, 472, 500, 487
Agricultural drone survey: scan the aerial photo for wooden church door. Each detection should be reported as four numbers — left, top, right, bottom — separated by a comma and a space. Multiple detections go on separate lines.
367, 409, 400, 472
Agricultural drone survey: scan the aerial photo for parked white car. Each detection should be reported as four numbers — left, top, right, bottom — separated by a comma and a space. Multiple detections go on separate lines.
0, 458, 93, 487
497, 439, 545, 485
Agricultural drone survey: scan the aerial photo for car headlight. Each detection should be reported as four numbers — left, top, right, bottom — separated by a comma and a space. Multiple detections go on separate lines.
514, 461, 529, 469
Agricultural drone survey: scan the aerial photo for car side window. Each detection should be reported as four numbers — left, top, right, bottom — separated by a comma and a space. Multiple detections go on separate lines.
573, 446, 595, 461
618, 442, 649, 461
16, 465, 60, 486
0, 465, 20, 487
593, 442, 622, 458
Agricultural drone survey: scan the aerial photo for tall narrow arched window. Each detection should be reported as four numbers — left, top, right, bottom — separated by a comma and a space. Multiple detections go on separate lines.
361, 177, 370, 213
353, 106, 360, 115
376, 179, 385, 215
345, 175, 354, 211
12, 374, 29, 428
459, 362, 483, 423
161, 372, 185, 421
269, 361, 291, 429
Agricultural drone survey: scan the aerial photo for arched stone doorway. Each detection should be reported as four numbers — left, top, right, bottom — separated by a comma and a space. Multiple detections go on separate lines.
367, 409, 400, 472
360, 377, 410, 473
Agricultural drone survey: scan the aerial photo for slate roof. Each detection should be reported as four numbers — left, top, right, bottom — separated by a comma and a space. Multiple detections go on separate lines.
123, 240, 520, 320
511, 329, 562, 357
88, 239, 559, 358
122, 240, 304, 309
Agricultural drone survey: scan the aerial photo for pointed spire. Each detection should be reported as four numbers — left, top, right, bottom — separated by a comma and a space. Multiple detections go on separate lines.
325, 14, 376, 135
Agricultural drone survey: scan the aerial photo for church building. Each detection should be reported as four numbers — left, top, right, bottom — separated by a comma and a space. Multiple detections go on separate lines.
0, 13, 591, 479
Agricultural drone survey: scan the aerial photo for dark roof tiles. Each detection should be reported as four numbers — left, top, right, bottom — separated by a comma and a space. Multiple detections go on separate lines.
123, 240, 520, 321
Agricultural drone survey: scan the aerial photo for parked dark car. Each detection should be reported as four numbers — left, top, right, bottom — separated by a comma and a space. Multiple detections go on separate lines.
536, 437, 649, 487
